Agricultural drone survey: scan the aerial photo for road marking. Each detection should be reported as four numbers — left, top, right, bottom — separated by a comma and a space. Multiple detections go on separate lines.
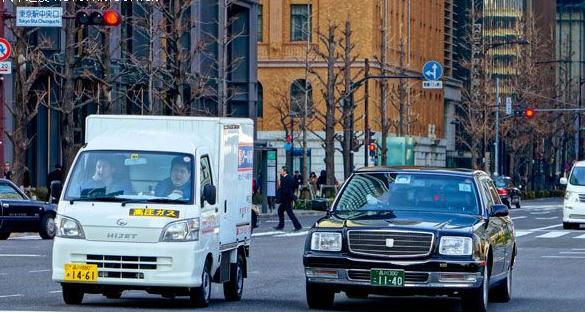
275, 230, 309, 237
572, 248, 585, 251
511, 216, 527, 220
0, 254, 42, 257
523, 205, 562, 209
536, 231, 569, 238
535, 217, 559, 220
29, 269, 51, 273
8, 235, 40, 240
543, 256, 585, 259
574, 234, 585, 239
530, 212, 553, 215
251, 231, 285, 237
0, 294, 24, 298
560, 252, 585, 254
514, 230, 533, 237
48, 290, 62, 294
531, 224, 563, 231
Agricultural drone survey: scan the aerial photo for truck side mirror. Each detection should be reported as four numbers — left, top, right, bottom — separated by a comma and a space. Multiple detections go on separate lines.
50, 181, 62, 204
202, 184, 217, 206
560, 177, 568, 186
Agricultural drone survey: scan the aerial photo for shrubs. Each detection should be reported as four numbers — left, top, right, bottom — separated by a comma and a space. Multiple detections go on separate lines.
521, 190, 565, 200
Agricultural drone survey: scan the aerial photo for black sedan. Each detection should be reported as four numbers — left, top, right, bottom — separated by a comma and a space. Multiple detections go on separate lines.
0, 179, 57, 240
303, 167, 516, 312
493, 176, 522, 209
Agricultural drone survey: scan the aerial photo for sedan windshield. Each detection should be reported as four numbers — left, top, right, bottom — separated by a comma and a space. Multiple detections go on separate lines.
64, 151, 194, 204
334, 173, 480, 216
570, 167, 585, 186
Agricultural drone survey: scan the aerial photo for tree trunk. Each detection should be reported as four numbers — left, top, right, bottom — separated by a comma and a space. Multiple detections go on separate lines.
342, 20, 353, 180
324, 26, 336, 185
61, 1, 78, 173
379, 0, 389, 166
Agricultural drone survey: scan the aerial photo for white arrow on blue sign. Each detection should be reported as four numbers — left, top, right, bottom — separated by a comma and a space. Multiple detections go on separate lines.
422, 61, 443, 81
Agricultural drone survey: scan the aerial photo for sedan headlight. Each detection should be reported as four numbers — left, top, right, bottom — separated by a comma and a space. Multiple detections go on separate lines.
160, 218, 200, 242
310, 232, 342, 252
55, 215, 85, 239
439, 236, 472, 256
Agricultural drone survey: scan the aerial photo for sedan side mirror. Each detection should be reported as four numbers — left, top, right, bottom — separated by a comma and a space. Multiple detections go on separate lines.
49, 181, 62, 204
560, 177, 568, 186
490, 204, 509, 217
202, 184, 217, 206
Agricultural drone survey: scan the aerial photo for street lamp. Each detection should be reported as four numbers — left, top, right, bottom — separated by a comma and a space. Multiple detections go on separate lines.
486, 39, 529, 177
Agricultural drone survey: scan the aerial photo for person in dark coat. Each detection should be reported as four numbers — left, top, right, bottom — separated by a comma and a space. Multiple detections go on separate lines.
47, 164, 64, 188
3, 162, 12, 181
274, 166, 302, 231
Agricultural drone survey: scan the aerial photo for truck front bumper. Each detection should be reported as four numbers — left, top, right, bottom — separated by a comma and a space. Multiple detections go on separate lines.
52, 237, 207, 288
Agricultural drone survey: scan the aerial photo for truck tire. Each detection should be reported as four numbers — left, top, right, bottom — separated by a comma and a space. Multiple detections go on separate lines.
461, 266, 489, 312
190, 260, 212, 307
0, 232, 10, 240
62, 284, 84, 305
223, 252, 244, 301
306, 281, 334, 309
39, 214, 56, 239
104, 290, 123, 299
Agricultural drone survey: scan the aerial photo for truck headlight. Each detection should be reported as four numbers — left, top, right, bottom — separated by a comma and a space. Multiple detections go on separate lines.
565, 191, 579, 203
55, 215, 85, 239
311, 232, 342, 252
439, 236, 472, 256
160, 218, 200, 242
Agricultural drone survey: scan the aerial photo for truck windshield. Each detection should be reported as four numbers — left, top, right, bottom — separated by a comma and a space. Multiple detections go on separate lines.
334, 173, 480, 216
64, 151, 195, 204
570, 167, 585, 186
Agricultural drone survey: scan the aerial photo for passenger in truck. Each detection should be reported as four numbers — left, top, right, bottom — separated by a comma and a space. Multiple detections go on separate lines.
155, 156, 193, 200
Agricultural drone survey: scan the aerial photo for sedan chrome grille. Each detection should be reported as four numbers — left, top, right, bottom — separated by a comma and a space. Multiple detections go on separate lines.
347, 230, 434, 258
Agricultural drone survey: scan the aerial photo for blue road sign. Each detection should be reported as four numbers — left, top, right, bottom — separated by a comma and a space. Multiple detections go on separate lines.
422, 61, 443, 81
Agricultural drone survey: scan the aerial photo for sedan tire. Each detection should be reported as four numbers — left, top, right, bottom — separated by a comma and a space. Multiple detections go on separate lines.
461, 266, 489, 312
306, 281, 334, 309
39, 214, 56, 239
491, 264, 512, 302
0, 232, 10, 240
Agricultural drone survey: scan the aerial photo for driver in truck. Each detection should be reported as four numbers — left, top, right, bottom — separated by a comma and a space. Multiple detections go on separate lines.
155, 156, 192, 199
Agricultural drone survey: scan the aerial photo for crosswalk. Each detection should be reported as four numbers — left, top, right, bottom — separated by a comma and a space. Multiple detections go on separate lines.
516, 229, 585, 239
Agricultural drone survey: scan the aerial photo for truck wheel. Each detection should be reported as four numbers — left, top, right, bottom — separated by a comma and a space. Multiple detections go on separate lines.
39, 214, 56, 239
190, 260, 212, 307
104, 290, 123, 299
461, 266, 489, 312
0, 232, 10, 240
223, 252, 244, 301
62, 284, 84, 305
491, 264, 513, 302
306, 281, 334, 309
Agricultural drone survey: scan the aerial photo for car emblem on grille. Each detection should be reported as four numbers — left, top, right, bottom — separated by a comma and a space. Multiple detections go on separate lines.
385, 239, 395, 248
116, 219, 128, 226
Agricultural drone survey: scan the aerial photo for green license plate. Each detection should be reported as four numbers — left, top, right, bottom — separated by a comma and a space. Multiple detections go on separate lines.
370, 269, 405, 287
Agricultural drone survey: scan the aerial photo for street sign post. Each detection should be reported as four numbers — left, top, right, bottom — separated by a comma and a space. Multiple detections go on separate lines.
0, 61, 11, 74
422, 60, 443, 90
16, 7, 63, 27
0, 38, 11, 62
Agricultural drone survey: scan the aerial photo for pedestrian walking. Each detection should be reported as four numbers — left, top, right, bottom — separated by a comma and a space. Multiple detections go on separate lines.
274, 166, 302, 231
47, 164, 64, 188
293, 170, 303, 195
2, 162, 12, 181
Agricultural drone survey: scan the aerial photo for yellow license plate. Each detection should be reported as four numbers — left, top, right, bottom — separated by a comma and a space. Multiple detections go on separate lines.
64, 264, 98, 282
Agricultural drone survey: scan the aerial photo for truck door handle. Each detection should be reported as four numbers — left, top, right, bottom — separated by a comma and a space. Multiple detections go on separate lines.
224, 200, 227, 213
2, 203, 8, 208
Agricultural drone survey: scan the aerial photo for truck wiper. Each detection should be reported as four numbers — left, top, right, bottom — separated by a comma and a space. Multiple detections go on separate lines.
120, 198, 188, 207
74, 196, 124, 203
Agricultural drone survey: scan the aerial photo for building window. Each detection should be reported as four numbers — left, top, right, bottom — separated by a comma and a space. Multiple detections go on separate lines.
257, 83, 263, 118
290, 79, 313, 115
258, 4, 263, 42
290, 4, 311, 42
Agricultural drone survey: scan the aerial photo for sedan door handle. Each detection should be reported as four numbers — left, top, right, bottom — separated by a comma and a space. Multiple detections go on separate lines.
2, 203, 8, 208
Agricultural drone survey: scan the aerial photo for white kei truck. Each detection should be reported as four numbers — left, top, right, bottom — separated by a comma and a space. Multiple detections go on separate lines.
51, 115, 254, 307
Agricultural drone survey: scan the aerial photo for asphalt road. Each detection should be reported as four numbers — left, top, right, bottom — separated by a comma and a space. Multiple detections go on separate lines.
0, 197, 582, 312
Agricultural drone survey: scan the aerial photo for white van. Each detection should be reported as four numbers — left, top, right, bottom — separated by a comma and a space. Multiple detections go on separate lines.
51, 115, 254, 307
561, 161, 585, 229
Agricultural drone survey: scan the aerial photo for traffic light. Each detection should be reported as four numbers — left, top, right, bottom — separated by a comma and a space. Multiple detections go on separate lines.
368, 143, 377, 157
524, 107, 535, 119
286, 134, 292, 144
76, 10, 122, 27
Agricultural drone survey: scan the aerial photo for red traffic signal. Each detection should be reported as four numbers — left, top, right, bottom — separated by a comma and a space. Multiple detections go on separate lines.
286, 134, 292, 144
524, 107, 535, 119
368, 143, 377, 157
76, 10, 121, 26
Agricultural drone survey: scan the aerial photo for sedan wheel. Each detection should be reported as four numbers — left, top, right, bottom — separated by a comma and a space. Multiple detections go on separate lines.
39, 215, 56, 239
0, 232, 10, 240
491, 264, 512, 302
462, 265, 489, 312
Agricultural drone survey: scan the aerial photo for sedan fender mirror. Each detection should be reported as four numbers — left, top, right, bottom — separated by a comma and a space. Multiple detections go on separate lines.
201, 184, 217, 206
560, 177, 568, 186
49, 181, 62, 204
490, 204, 509, 218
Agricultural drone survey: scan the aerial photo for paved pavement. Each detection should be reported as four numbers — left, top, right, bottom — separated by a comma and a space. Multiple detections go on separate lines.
1, 197, 584, 311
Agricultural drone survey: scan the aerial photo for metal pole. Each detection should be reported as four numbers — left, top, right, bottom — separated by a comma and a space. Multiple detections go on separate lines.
495, 78, 500, 177
364, 58, 370, 167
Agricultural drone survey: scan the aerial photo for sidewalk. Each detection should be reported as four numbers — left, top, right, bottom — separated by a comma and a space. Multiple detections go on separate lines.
257, 208, 324, 218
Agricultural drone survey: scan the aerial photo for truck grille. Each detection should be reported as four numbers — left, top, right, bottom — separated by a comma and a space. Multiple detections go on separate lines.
86, 255, 158, 270
347, 230, 434, 258
579, 194, 585, 203
347, 270, 429, 283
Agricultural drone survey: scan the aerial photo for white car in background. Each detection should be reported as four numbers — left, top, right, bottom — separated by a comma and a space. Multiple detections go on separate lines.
561, 161, 585, 230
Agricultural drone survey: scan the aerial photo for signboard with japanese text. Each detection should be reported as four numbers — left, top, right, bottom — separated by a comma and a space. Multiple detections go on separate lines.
17, 7, 63, 28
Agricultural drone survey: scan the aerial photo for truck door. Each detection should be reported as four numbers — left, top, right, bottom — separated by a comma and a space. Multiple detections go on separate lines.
198, 151, 220, 250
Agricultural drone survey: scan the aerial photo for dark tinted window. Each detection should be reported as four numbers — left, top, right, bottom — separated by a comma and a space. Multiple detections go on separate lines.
570, 167, 585, 186
335, 173, 480, 215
